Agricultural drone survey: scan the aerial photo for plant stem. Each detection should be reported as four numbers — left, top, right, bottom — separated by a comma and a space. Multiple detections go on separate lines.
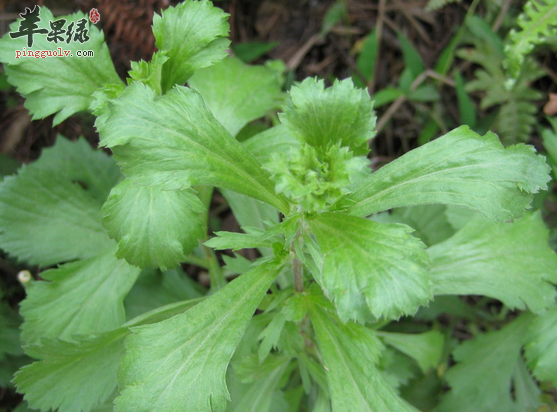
292, 255, 304, 293
203, 244, 227, 292
181, 254, 210, 269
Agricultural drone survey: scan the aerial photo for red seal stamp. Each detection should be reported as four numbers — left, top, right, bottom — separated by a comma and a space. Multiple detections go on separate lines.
89, 8, 100, 24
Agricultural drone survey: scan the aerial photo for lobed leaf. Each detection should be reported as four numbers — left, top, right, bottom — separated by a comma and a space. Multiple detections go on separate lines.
15, 298, 202, 412
97, 82, 288, 213
115, 259, 285, 412
20, 248, 140, 344
437, 316, 530, 412
227, 356, 290, 412
242, 125, 300, 167
101, 178, 205, 270
0, 7, 122, 125
378, 331, 444, 373
374, 204, 455, 246
0, 165, 111, 266
15, 330, 126, 412
0, 136, 119, 265
307, 213, 431, 321
189, 56, 284, 137
308, 304, 419, 412
339, 126, 550, 221
524, 306, 557, 386
279, 78, 375, 155
30, 137, 122, 203
187, 56, 284, 252
127, 51, 169, 96
429, 212, 557, 314
152, 0, 230, 92
124, 268, 205, 320
505, 0, 557, 78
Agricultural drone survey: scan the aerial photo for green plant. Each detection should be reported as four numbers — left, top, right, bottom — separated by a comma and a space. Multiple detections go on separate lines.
505, 0, 557, 78
455, 0, 557, 145
1, 1, 556, 412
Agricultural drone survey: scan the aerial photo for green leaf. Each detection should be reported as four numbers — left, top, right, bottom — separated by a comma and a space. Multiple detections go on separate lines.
0, 136, 119, 265
543, 117, 557, 163
340, 126, 551, 221
465, 15, 504, 57
383, 204, 455, 246
20, 248, 140, 344
542, 118, 557, 178
15, 298, 203, 412
434, 33, 458, 75
505, 0, 557, 78
97, 82, 288, 213
460, 40, 544, 144
13, 401, 35, 412
407, 85, 439, 102
0, 6, 122, 125
124, 268, 205, 320
437, 316, 530, 412
0, 291, 23, 360
127, 51, 169, 95
397, 32, 425, 79
265, 144, 370, 212
524, 306, 557, 386
231, 42, 279, 63
189, 56, 283, 136
415, 295, 475, 321
0, 164, 112, 266
279, 78, 375, 156
512, 357, 542, 412
257, 313, 287, 362
227, 356, 290, 412
15, 330, 126, 412
353, 30, 376, 88
205, 229, 275, 251
454, 71, 476, 127
308, 304, 419, 412
31, 136, 121, 203
101, 178, 205, 270
378, 331, 444, 372
444, 205, 476, 230
0, 153, 20, 179
115, 259, 285, 412
223, 253, 254, 276
243, 125, 300, 165
321, 2, 347, 36
307, 213, 431, 321
220, 189, 279, 254
152, 0, 230, 92
417, 118, 440, 145
372, 87, 404, 108
378, 348, 420, 391
429, 212, 557, 314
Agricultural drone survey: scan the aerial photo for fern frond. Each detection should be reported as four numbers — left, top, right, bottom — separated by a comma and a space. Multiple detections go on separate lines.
459, 43, 544, 144
505, 0, 557, 77
495, 99, 539, 145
